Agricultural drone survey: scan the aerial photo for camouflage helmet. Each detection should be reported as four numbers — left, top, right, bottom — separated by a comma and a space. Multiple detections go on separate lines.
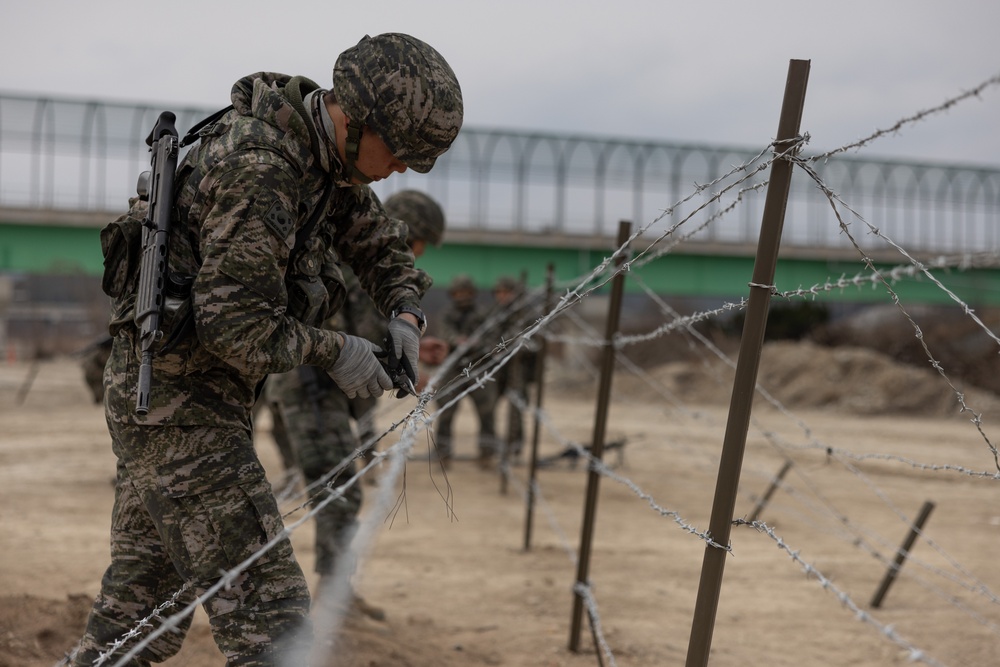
448, 274, 476, 296
383, 190, 446, 247
333, 33, 464, 180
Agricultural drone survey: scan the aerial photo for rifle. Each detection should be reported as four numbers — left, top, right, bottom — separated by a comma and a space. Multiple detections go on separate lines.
133, 111, 180, 415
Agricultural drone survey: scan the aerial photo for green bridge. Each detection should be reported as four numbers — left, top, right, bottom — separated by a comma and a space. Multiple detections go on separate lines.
1, 207, 995, 308
3, 92, 998, 310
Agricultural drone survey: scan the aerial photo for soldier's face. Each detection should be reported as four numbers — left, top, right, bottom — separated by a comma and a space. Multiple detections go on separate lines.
410, 239, 427, 259
451, 289, 475, 306
353, 127, 408, 184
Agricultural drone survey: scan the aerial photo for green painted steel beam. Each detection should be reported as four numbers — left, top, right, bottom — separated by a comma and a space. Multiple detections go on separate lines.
0, 222, 103, 274
3, 222, 998, 306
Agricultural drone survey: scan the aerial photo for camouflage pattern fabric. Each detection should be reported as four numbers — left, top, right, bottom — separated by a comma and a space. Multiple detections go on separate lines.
332, 266, 394, 462
486, 281, 535, 456
492, 349, 526, 456
104, 72, 427, 429
267, 264, 396, 576
333, 34, 463, 173
253, 382, 297, 473
434, 297, 499, 459
73, 423, 310, 666
82, 70, 430, 664
268, 367, 360, 576
383, 189, 445, 247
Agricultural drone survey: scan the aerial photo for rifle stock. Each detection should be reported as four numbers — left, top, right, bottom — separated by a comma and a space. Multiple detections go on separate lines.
134, 111, 179, 415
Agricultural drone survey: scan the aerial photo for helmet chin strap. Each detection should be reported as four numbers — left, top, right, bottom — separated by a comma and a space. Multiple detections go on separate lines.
344, 119, 373, 185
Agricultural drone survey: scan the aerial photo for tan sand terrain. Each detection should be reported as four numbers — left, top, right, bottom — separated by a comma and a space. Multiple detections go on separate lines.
2, 342, 999, 666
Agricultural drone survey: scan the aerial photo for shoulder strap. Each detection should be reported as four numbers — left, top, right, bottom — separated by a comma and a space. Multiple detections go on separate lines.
179, 105, 235, 148
291, 181, 334, 261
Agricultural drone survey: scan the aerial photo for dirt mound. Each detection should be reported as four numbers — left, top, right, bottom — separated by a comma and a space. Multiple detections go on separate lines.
0, 594, 477, 667
815, 304, 1000, 396
615, 340, 1000, 418
0, 594, 91, 667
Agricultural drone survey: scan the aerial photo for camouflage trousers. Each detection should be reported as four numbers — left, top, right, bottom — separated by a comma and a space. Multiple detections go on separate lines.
269, 368, 362, 577
494, 354, 527, 455
73, 421, 311, 667
434, 380, 500, 459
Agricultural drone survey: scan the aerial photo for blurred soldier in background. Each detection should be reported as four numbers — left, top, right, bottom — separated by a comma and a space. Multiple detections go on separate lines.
489, 276, 530, 461
266, 189, 447, 620
434, 274, 499, 469
352, 189, 448, 466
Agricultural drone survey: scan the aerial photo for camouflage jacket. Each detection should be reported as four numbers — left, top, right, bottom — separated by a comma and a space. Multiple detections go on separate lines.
441, 301, 492, 366
104, 72, 427, 427
267, 262, 407, 402
329, 264, 397, 343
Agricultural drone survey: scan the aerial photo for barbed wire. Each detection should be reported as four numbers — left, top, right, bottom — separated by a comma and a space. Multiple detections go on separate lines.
507, 390, 728, 552
55, 583, 191, 667
798, 445, 1000, 479
772, 251, 1000, 301
809, 72, 1000, 162
550, 271, 1000, 615
734, 519, 945, 666
829, 450, 1000, 605
792, 159, 1000, 472
509, 374, 981, 664
572, 581, 619, 667
759, 462, 1000, 630
63, 66, 1000, 666
627, 272, 1000, 485
629, 179, 770, 270
321, 72, 1000, 665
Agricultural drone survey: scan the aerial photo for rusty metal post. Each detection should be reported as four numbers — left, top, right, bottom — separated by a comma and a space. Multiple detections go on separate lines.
746, 460, 793, 523
523, 263, 555, 551
569, 220, 632, 652
870, 500, 936, 609
685, 59, 810, 667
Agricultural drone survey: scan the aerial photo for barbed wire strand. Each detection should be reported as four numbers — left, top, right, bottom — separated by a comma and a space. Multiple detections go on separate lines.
68, 70, 1000, 665
627, 272, 1000, 611
792, 160, 1000, 472
563, 266, 1000, 637
734, 519, 945, 666
810, 72, 1000, 162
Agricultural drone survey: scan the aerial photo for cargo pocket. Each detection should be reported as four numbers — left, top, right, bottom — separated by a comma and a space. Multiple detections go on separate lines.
100, 205, 144, 298
156, 445, 293, 595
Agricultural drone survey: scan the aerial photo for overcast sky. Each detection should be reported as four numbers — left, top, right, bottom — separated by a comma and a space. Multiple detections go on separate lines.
2, 0, 998, 167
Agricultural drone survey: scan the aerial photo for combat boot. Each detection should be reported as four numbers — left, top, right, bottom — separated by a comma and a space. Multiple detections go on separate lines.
351, 593, 387, 622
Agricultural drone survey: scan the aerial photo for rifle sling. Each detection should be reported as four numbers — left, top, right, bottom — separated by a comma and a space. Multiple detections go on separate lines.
179, 106, 234, 148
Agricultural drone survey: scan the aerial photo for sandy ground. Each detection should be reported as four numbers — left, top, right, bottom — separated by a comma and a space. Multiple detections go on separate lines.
2, 346, 1000, 667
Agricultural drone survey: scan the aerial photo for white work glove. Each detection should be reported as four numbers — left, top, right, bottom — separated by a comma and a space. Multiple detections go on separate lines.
329, 333, 393, 399
386, 317, 420, 396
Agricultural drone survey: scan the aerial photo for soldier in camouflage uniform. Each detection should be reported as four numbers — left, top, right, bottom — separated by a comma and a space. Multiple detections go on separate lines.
489, 276, 530, 460
434, 274, 500, 468
73, 33, 461, 667
265, 190, 446, 621
349, 189, 448, 465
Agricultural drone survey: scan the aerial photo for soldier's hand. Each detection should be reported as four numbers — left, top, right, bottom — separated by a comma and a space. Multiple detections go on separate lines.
329, 333, 393, 398
386, 316, 420, 394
